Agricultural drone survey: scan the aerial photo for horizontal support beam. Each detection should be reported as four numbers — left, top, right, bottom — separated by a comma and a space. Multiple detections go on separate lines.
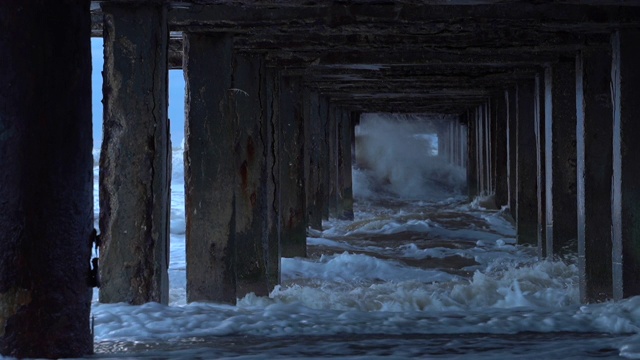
163, 3, 640, 31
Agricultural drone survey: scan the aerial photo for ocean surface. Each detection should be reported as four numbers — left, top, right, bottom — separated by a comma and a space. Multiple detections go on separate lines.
63, 141, 639, 360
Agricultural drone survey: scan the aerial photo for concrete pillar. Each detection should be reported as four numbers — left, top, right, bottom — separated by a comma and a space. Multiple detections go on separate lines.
279, 75, 307, 258
184, 33, 236, 303
337, 111, 354, 220
467, 110, 478, 199
305, 91, 323, 230
100, 4, 170, 305
544, 59, 578, 257
611, 30, 640, 299
507, 88, 518, 219
232, 54, 272, 298
0, 1, 93, 357
576, 47, 613, 303
516, 80, 539, 246
494, 93, 509, 208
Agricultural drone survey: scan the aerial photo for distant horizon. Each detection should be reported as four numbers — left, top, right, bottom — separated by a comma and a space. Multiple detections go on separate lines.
91, 38, 186, 150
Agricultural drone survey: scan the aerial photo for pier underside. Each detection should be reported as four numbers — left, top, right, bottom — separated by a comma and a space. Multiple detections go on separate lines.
1, 0, 640, 357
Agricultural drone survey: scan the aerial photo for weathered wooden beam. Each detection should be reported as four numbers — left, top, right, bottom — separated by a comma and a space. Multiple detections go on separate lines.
327, 99, 489, 114
516, 79, 539, 247
320, 96, 332, 220
99, 3, 170, 305
307, 75, 538, 91
265, 67, 282, 286
0, 0, 93, 357
327, 93, 491, 110
307, 64, 544, 77
166, 3, 640, 31
544, 59, 578, 257
337, 109, 354, 220
232, 53, 273, 298
611, 29, 640, 300
534, 74, 546, 259
506, 88, 518, 219
305, 90, 324, 231
467, 109, 479, 200
493, 92, 509, 208
576, 47, 613, 303
279, 75, 307, 258
233, 30, 592, 53
184, 33, 236, 304
267, 48, 591, 68
188, 44, 614, 73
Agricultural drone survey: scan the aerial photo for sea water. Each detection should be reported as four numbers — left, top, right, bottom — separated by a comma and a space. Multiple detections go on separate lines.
66, 145, 640, 359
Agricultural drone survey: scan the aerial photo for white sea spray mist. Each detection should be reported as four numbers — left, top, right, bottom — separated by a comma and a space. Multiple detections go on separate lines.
354, 113, 466, 201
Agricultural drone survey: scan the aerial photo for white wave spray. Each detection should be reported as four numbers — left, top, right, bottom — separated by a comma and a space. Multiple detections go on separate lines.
354, 113, 466, 200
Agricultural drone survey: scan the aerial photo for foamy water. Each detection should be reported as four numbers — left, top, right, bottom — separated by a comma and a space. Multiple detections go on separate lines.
59, 146, 639, 359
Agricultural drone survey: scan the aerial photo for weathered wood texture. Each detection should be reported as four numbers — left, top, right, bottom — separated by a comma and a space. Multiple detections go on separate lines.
466, 110, 478, 200
516, 80, 538, 247
232, 54, 273, 298
319, 97, 332, 220
91, 2, 639, 113
279, 76, 307, 258
306, 91, 324, 230
611, 30, 640, 300
0, 0, 93, 357
534, 74, 546, 259
494, 92, 509, 208
99, 3, 170, 305
265, 68, 282, 287
184, 33, 236, 303
327, 105, 339, 216
545, 60, 578, 257
576, 47, 613, 303
506, 88, 518, 220
337, 110, 354, 220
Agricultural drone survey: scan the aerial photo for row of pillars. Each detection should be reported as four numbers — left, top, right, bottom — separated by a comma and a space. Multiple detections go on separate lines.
459, 31, 640, 303
1, 2, 358, 357
438, 120, 467, 171
98, 4, 357, 306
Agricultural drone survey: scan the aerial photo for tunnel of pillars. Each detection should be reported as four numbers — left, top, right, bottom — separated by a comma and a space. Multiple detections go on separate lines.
1, 1, 640, 358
